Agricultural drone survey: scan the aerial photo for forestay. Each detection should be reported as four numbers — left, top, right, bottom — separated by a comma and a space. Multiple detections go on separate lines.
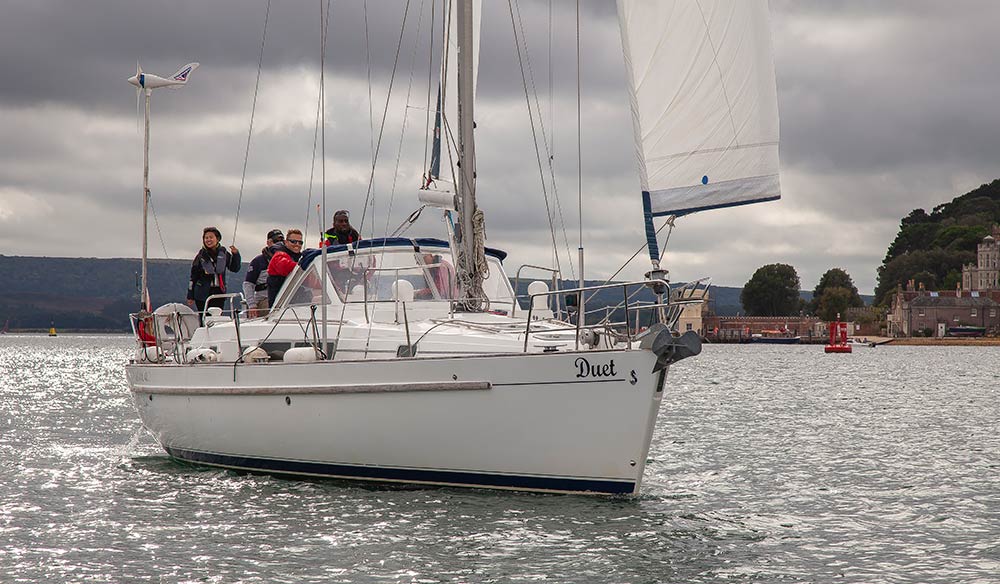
616, 0, 781, 235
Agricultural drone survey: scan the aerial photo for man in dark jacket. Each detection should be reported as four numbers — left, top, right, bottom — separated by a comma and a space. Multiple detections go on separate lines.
267, 229, 305, 307
187, 226, 242, 315
243, 228, 283, 317
320, 210, 360, 247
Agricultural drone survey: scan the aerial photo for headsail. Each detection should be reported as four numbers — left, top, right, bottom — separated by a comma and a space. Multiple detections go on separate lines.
617, 0, 780, 257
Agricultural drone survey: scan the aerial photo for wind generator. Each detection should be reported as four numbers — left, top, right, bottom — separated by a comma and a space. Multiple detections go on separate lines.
127, 62, 199, 313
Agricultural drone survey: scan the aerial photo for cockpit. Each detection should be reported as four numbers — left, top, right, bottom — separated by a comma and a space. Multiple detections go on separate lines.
268, 238, 515, 320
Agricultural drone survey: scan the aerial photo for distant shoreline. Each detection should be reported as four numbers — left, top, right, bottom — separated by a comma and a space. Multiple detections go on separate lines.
883, 337, 1000, 346
1, 330, 128, 335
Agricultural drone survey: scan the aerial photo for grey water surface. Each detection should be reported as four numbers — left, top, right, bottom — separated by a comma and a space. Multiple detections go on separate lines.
1, 335, 997, 583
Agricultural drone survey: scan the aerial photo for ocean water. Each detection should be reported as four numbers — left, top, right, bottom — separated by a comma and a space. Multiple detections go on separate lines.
0, 335, 997, 584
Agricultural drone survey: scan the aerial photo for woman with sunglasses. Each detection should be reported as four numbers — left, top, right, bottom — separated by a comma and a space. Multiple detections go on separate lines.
266, 228, 306, 307
187, 226, 242, 315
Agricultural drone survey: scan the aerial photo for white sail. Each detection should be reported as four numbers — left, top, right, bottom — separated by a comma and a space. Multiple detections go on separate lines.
617, 0, 780, 218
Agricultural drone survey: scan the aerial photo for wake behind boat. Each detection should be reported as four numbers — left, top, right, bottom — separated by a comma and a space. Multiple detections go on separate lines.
125, 0, 782, 495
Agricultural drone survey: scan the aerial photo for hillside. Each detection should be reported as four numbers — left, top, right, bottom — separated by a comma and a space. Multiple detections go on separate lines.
875, 178, 1000, 305
0, 256, 246, 331
0, 255, 828, 331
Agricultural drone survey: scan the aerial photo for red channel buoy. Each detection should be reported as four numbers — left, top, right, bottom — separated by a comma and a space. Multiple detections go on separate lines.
825, 314, 852, 354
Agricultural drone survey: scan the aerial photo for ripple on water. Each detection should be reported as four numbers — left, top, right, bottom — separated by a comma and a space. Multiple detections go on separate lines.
0, 337, 998, 582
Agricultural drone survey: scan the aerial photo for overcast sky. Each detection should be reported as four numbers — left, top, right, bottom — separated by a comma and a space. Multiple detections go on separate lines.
1, 1, 998, 294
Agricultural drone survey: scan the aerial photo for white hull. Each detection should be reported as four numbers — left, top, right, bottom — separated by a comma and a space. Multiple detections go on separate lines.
126, 349, 668, 495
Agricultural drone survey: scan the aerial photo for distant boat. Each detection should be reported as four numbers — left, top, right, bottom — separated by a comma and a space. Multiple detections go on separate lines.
947, 326, 985, 337
751, 330, 801, 344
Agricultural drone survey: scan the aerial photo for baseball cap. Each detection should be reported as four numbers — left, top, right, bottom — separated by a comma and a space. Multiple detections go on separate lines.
267, 228, 284, 242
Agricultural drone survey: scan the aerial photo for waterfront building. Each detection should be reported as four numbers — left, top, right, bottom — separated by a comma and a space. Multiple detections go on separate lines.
887, 285, 1000, 337
961, 225, 1000, 291
703, 315, 823, 342
676, 289, 709, 336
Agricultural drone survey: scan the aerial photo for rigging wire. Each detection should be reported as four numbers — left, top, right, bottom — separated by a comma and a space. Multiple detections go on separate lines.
353, 0, 413, 244
507, 0, 563, 279
363, 0, 377, 241
148, 195, 171, 260
232, 0, 272, 245
510, 0, 575, 281
548, 0, 553, 162
421, 0, 437, 178
304, 0, 333, 243
591, 219, 673, 296
335, 0, 414, 343
381, 0, 428, 240
365, 0, 429, 357
320, 0, 328, 241
576, 0, 583, 276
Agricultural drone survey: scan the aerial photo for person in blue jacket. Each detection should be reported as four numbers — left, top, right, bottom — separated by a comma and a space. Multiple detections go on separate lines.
186, 226, 241, 315
242, 228, 283, 317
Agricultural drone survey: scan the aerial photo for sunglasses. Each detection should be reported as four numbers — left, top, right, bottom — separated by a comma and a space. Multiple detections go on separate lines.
286, 239, 304, 245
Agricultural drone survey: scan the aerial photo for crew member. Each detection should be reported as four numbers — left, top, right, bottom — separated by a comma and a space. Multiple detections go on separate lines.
415, 253, 457, 299
187, 226, 241, 315
320, 210, 360, 247
267, 229, 305, 307
242, 228, 283, 317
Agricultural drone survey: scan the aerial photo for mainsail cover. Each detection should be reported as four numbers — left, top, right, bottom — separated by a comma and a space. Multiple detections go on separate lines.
617, 0, 780, 221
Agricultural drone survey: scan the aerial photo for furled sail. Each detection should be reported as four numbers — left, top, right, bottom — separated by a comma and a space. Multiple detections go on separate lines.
616, 0, 780, 258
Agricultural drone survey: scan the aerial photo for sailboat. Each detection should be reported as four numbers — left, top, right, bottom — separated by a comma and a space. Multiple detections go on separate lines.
125, 0, 780, 495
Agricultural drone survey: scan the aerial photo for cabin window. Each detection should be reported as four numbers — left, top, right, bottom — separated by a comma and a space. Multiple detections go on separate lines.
273, 264, 332, 309
325, 252, 442, 302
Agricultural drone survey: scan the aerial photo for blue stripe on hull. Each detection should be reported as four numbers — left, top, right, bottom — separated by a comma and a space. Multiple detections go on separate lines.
165, 447, 636, 495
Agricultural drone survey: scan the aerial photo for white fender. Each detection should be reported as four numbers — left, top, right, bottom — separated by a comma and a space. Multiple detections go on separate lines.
187, 348, 219, 363
392, 279, 415, 302
242, 346, 270, 363
284, 347, 321, 363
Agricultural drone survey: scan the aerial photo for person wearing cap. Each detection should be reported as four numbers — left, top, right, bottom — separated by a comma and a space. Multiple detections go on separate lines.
320, 210, 360, 247
267, 228, 306, 307
242, 228, 284, 317
187, 226, 242, 315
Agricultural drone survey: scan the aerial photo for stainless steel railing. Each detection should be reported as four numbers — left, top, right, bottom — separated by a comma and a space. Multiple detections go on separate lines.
523, 279, 677, 351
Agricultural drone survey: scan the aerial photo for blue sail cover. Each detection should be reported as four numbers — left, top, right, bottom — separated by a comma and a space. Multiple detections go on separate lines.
617, 0, 781, 244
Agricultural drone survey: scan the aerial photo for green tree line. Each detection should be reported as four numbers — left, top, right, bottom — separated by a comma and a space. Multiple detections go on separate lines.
741, 264, 864, 320
875, 179, 1000, 305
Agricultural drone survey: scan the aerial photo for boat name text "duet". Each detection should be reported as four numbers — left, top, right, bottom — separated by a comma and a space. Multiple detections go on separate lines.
575, 357, 617, 379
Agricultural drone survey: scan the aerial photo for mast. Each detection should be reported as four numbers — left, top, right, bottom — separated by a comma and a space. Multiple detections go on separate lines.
455, 0, 484, 309
141, 88, 151, 311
